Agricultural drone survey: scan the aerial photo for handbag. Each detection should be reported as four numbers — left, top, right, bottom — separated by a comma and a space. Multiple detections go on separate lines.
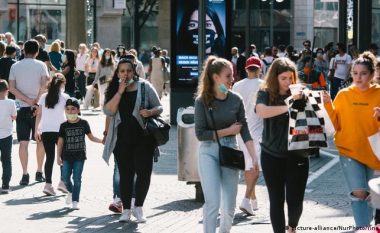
209, 108, 245, 170
140, 82, 170, 146
98, 75, 107, 85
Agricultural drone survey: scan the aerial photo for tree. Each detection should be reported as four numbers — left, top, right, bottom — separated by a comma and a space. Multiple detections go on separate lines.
125, 0, 159, 49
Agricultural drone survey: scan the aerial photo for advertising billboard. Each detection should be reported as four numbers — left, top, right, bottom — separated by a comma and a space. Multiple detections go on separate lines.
172, 0, 230, 88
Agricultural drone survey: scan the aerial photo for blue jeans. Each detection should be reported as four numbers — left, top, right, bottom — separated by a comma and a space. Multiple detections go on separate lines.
113, 158, 120, 198
198, 137, 240, 233
62, 160, 85, 202
0, 136, 12, 187
340, 156, 374, 227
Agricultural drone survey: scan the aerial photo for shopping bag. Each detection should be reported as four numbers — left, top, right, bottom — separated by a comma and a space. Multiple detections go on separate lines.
285, 90, 328, 150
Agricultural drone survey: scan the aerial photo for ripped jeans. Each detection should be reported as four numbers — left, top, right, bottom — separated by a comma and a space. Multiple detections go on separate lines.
340, 156, 374, 227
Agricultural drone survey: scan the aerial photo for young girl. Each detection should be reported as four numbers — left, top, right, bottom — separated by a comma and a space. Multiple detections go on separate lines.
35, 73, 69, 196
255, 57, 309, 233
57, 98, 103, 209
0, 80, 17, 193
322, 52, 380, 227
194, 56, 258, 233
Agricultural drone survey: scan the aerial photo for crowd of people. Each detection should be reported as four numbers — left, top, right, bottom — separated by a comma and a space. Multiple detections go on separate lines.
1, 30, 380, 232
0, 32, 170, 221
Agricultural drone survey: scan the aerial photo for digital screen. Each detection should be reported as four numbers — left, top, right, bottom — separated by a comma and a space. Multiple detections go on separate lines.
172, 0, 229, 87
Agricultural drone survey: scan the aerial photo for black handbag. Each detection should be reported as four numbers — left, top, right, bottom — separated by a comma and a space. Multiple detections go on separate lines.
98, 75, 108, 85
141, 82, 170, 146
209, 108, 245, 170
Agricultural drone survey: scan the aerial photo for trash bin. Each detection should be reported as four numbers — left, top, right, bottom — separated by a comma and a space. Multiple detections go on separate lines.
177, 106, 200, 182
177, 107, 204, 202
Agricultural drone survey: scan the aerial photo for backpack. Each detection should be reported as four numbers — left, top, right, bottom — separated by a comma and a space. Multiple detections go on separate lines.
262, 58, 272, 75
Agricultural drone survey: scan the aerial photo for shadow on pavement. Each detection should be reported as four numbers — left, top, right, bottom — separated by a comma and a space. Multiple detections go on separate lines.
64, 214, 141, 233
27, 207, 75, 220
4, 194, 65, 205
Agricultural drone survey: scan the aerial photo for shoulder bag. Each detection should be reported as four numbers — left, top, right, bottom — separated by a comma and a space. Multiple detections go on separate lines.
209, 108, 245, 170
140, 82, 170, 146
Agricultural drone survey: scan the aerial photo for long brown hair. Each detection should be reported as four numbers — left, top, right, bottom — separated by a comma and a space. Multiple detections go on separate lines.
262, 57, 298, 104
196, 56, 231, 107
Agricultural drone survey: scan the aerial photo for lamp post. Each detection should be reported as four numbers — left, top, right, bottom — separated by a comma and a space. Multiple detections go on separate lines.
261, 0, 284, 46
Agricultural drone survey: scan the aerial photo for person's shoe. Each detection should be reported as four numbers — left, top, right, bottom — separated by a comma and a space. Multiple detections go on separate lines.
66, 193, 72, 205
109, 197, 123, 214
119, 209, 132, 222
19, 174, 29, 186
57, 181, 68, 193
239, 198, 254, 216
43, 183, 56, 196
71, 201, 80, 210
132, 207, 147, 223
1, 184, 10, 194
251, 199, 258, 211
35, 172, 45, 182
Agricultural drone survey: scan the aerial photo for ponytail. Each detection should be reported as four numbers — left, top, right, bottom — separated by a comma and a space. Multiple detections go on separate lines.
46, 73, 66, 109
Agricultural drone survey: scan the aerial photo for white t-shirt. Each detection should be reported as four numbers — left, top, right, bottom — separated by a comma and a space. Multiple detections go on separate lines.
37, 92, 69, 133
9, 58, 49, 107
334, 53, 352, 80
0, 99, 17, 139
232, 78, 264, 170
76, 53, 88, 71
232, 78, 264, 139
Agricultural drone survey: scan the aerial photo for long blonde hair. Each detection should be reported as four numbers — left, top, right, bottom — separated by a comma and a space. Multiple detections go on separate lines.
197, 56, 232, 107
262, 57, 298, 104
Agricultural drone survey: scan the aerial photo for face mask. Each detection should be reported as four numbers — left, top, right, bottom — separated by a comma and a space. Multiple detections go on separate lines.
189, 29, 216, 49
218, 83, 228, 95
118, 49, 124, 53
66, 113, 78, 121
105, 55, 110, 60
62, 55, 67, 63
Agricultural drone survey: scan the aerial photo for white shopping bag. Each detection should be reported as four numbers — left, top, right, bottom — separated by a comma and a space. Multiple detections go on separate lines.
369, 132, 380, 161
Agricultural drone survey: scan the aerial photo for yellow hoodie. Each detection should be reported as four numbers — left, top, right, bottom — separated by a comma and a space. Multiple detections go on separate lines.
325, 85, 380, 169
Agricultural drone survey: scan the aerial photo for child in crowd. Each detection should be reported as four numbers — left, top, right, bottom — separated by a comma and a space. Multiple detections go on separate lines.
0, 80, 17, 194
57, 98, 102, 209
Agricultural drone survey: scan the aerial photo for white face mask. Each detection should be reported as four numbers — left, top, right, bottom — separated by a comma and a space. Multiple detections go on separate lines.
105, 55, 110, 60
62, 55, 67, 63
66, 113, 78, 121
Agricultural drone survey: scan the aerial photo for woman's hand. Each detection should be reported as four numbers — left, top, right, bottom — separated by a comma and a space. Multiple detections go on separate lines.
252, 158, 259, 175
228, 122, 242, 135
140, 109, 152, 118
57, 156, 62, 166
322, 90, 332, 103
374, 107, 380, 119
292, 91, 304, 101
117, 78, 127, 95
34, 132, 41, 142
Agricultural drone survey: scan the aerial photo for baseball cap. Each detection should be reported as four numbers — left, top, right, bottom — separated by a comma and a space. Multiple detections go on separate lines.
245, 56, 262, 69
65, 98, 80, 109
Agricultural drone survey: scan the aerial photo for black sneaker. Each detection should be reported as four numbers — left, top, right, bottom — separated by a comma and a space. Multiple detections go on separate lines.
1, 184, 10, 194
35, 172, 45, 182
19, 174, 29, 185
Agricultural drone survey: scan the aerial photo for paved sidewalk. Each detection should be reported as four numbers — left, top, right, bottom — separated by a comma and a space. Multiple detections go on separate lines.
0, 95, 362, 233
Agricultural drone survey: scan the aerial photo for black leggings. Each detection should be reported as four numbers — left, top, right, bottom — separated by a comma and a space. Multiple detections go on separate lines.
261, 151, 309, 233
42, 132, 59, 184
114, 137, 155, 209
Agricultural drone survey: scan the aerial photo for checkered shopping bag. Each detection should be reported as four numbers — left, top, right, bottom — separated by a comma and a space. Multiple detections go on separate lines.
285, 90, 328, 150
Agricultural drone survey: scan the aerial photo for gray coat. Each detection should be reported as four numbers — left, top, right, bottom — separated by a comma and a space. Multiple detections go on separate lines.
102, 79, 163, 164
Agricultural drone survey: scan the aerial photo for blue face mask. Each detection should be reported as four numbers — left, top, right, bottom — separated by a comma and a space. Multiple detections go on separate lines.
218, 83, 228, 95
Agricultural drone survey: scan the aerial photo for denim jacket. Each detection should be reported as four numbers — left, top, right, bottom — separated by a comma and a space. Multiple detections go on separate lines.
102, 79, 163, 164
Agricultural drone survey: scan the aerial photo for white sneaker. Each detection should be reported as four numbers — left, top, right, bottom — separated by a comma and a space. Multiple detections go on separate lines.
239, 198, 254, 216
251, 199, 258, 211
119, 209, 132, 222
66, 193, 72, 205
71, 201, 80, 210
132, 207, 147, 223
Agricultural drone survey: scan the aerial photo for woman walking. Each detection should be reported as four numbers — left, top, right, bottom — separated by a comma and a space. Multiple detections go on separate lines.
148, 48, 165, 99
93, 48, 115, 107
323, 52, 380, 227
103, 59, 162, 223
194, 56, 258, 233
255, 57, 309, 233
